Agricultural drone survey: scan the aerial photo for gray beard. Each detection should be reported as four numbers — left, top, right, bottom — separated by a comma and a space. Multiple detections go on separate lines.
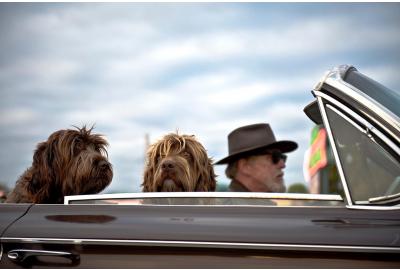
267, 181, 286, 193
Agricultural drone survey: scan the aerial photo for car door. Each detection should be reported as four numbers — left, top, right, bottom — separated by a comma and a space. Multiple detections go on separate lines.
1, 202, 400, 268
0, 204, 32, 240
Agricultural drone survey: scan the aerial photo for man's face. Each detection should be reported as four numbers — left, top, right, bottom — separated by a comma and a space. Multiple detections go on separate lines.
246, 150, 287, 192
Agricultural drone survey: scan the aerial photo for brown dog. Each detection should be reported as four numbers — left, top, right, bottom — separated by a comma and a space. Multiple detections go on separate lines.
6, 126, 113, 203
142, 133, 216, 192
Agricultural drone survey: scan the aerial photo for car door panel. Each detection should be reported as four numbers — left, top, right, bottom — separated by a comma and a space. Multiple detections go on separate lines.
1, 204, 400, 268
3, 244, 400, 268
0, 204, 32, 235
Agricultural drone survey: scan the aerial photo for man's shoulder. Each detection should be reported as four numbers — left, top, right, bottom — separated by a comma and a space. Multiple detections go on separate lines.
228, 180, 250, 192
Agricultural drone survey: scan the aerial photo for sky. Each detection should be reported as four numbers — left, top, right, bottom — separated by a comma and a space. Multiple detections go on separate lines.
0, 2, 400, 194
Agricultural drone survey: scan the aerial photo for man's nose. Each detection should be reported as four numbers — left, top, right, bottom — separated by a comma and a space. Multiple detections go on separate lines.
278, 158, 286, 168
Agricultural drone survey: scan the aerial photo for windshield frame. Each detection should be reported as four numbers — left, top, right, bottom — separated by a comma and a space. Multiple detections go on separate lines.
314, 71, 400, 208
320, 69, 400, 143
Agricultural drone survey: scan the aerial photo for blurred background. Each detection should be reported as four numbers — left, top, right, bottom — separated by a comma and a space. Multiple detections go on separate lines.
0, 2, 399, 194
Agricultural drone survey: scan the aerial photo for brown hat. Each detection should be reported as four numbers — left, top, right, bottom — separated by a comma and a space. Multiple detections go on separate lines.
215, 123, 298, 164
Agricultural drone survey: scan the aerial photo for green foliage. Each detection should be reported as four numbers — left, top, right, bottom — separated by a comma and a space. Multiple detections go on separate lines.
288, 183, 309, 193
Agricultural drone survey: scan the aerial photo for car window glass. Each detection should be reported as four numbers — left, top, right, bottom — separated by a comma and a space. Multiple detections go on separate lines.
325, 105, 400, 204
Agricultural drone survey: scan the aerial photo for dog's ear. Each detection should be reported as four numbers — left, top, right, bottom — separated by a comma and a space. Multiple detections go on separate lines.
142, 151, 156, 192
142, 144, 159, 192
142, 165, 154, 192
28, 141, 55, 202
195, 157, 217, 191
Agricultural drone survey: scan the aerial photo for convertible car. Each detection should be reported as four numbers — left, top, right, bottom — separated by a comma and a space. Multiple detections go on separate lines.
1, 65, 399, 268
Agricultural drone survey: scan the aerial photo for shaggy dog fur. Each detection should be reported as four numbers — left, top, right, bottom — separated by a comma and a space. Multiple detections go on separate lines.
6, 126, 113, 203
142, 133, 216, 192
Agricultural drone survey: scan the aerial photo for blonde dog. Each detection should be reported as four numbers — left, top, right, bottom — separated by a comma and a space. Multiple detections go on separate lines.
142, 133, 216, 192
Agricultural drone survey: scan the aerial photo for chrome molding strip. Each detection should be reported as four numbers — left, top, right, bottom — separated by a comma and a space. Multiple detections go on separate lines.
2, 237, 400, 254
347, 205, 400, 210
324, 77, 400, 141
64, 192, 343, 204
316, 95, 353, 206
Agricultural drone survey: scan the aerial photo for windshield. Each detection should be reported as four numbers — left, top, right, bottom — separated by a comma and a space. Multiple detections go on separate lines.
344, 69, 400, 118
325, 104, 400, 204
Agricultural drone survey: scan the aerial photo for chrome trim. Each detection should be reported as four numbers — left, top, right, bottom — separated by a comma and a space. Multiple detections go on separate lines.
369, 192, 400, 204
7, 249, 78, 262
313, 70, 330, 92
64, 192, 343, 204
61, 203, 344, 209
333, 64, 355, 80
314, 92, 400, 156
323, 76, 400, 142
347, 205, 400, 210
316, 95, 353, 206
8, 249, 72, 257
1, 237, 399, 253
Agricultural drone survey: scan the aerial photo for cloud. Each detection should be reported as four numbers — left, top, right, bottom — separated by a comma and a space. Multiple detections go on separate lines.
0, 108, 39, 126
1, 3, 400, 194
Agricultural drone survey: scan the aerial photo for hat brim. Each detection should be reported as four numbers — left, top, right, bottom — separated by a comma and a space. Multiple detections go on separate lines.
215, 140, 298, 165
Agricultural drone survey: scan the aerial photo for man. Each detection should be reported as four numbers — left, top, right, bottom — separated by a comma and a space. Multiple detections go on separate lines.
215, 123, 297, 192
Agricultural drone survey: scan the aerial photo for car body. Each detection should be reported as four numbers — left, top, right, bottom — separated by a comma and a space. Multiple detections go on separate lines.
1, 65, 399, 268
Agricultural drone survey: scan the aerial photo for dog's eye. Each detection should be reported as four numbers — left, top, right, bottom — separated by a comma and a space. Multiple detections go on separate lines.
95, 146, 105, 156
182, 151, 192, 160
74, 138, 84, 153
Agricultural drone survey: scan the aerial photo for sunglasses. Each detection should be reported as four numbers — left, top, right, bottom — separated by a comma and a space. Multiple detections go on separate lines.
265, 150, 287, 164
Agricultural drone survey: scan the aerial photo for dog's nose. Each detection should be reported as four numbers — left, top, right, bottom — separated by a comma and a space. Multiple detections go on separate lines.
161, 160, 175, 170
98, 160, 110, 170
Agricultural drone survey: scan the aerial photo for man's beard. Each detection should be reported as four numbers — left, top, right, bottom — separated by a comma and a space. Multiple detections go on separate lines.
266, 179, 286, 193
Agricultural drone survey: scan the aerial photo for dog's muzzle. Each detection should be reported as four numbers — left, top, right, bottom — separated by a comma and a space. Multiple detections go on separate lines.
161, 179, 183, 192
98, 160, 112, 171
94, 159, 113, 185
158, 159, 186, 192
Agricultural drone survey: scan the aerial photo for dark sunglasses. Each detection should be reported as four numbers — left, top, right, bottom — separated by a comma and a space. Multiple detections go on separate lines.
265, 150, 287, 164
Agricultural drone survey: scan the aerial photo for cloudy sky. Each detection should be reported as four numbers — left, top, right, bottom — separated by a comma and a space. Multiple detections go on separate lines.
1, 3, 399, 193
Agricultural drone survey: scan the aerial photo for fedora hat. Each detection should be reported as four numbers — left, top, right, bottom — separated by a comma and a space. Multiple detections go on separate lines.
215, 123, 297, 164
